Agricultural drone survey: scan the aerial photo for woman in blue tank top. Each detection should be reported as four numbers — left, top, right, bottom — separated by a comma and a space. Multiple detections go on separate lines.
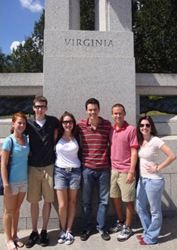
1, 113, 30, 250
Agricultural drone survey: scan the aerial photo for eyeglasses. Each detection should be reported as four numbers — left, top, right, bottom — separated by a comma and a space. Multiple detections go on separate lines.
140, 123, 151, 128
62, 120, 73, 125
34, 105, 46, 110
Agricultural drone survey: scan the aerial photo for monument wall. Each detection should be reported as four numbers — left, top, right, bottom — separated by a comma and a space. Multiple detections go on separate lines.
44, 0, 136, 125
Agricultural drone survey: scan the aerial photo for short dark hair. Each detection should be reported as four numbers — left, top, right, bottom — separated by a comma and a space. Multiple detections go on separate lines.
111, 103, 126, 113
136, 115, 158, 146
59, 111, 77, 136
85, 98, 100, 110
33, 96, 48, 106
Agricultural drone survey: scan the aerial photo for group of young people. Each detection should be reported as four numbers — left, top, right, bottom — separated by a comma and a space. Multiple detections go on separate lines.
1, 96, 176, 250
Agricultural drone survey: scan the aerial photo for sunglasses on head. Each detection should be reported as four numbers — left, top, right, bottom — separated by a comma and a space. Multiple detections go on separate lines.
140, 123, 151, 128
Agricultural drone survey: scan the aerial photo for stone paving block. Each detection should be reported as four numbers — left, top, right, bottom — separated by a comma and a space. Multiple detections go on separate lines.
1, 215, 177, 250
156, 122, 177, 136
20, 198, 30, 217
18, 217, 27, 230
162, 174, 171, 210
157, 138, 177, 174
0, 196, 4, 218
0, 219, 3, 233
171, 174, 177, 210
0, 124, 11, 138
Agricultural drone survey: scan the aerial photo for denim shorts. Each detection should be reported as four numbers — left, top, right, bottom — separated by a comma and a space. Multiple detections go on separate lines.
9, 180, 28, 195
54, 166, 81, 190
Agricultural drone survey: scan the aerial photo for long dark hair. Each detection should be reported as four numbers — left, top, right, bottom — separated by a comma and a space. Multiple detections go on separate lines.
59, 111, 77, 136
136, 115, 158, 146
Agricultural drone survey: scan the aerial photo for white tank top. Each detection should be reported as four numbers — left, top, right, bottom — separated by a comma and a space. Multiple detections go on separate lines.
55, 138, 81, 168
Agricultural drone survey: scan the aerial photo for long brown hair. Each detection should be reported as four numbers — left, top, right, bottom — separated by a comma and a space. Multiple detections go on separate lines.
59, 111, 77, 136
11, 113, 27, 134
136, 115, 158, 146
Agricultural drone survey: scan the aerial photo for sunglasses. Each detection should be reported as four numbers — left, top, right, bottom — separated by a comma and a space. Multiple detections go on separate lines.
140, 123, 151, 128
62, 120, 73, 125
34, 105, 46, 110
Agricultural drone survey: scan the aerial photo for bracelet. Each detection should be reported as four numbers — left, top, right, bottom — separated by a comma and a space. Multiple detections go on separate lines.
3, 184, 9, 188
156, 165, 160, 172
128, 172, 134, 176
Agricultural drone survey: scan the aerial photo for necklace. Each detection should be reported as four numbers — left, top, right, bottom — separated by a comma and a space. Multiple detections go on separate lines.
142, 136, 151, 147
14, 135, 25, 145
62, 134, 74, 142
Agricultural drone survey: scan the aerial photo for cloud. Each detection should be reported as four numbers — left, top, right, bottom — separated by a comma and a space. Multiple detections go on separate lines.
19, 0, 44, 12
10, 41, 25, 52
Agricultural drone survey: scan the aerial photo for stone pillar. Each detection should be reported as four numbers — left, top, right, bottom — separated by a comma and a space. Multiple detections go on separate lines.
45, 0, 70, 30
45, 0, 80, 30
95, 0, 107, 31
95, 0, 132, 31
107, 0, 132, 31
44, 0, 136, 125
70, 0, 80, 30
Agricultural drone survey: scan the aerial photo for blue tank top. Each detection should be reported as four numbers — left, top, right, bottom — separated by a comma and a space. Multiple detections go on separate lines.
2, 134, 30, 183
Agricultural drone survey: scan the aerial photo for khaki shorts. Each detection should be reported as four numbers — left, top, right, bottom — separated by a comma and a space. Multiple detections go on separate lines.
110, 169, 135, 202
27, 164, 54, 203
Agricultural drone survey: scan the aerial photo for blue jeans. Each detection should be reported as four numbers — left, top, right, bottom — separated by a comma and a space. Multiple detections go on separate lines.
136, 177, 165, 244
54, 166, 81, 190
81, 167, 110, 231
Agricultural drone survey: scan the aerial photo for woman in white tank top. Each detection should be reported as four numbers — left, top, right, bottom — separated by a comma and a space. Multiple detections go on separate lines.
54, 111, 81, 245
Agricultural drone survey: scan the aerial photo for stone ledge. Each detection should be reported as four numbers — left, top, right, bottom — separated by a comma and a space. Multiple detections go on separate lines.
0, 73, 44, 87
161, 135, 177, 140
136, 73, 177, 87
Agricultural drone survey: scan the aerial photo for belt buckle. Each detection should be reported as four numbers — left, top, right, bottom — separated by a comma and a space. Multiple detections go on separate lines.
66, 167, 72, 172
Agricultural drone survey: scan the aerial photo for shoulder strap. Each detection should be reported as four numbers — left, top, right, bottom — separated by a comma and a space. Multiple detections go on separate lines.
5, 137, 14, 177
9, 137, 13, 154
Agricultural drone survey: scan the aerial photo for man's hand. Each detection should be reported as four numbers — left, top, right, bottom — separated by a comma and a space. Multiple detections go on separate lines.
126, 173, 134, 184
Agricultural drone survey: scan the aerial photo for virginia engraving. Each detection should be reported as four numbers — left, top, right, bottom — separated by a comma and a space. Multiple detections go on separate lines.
65, 38, 114, 47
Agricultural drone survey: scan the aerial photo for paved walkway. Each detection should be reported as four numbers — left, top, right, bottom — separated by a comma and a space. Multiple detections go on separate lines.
0, 215, 177, 250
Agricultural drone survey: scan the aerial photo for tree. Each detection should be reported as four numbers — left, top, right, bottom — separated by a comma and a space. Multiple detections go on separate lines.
0, 48, 5, 72
0, 48, 9, 73
2, 2, 177, 73
80, 0, 177, 73
133, 0, 177, 73
5, 10, 44, 73
80, 0, 95, 30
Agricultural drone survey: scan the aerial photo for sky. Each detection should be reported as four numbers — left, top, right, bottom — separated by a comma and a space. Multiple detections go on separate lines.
1, 0, 45, 55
